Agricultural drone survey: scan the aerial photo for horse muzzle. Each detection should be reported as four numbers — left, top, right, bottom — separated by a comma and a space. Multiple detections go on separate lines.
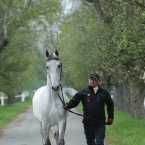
52, 85, 59, 91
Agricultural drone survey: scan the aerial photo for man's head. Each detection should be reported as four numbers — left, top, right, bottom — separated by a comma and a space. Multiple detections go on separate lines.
88, 73, 100, 88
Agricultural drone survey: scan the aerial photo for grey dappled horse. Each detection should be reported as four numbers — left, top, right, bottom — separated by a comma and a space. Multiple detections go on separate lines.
33, 50, 69, 145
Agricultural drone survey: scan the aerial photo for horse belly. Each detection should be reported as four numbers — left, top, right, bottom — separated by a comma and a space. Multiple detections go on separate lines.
47, 109, 59, 126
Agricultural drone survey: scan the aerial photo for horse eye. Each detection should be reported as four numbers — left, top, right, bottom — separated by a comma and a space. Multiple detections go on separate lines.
58, 65, 61, 68
46, 66, 49, 69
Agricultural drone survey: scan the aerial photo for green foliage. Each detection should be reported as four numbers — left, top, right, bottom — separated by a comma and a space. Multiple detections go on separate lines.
58, 0, 145, 90
0, 0, 62, 99
0, 44, 38, 95
59, 5, 101, 89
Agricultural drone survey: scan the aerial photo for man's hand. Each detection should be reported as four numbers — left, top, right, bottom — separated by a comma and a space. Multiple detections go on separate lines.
106, 118, 113, 125
62, 104, 68, 110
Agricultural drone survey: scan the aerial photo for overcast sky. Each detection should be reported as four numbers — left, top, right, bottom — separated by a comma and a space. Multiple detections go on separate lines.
62, 0, 80, 14
61, 0, 72, 14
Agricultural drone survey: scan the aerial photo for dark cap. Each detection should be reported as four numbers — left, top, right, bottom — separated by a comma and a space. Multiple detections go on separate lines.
89, 73, 99, 80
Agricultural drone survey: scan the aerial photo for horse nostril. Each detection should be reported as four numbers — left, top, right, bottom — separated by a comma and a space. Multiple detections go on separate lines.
52, 85, 59, 91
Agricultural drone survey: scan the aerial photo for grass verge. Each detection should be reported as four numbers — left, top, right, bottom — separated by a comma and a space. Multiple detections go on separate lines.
0, 95, 33, 127
106, 108, 145, 145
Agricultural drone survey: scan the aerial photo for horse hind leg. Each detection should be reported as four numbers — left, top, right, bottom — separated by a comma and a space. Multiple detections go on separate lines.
58, 138, 65, 145
54, 130, 65, 145
44, 137, 51, 145
53, 126, 59, 145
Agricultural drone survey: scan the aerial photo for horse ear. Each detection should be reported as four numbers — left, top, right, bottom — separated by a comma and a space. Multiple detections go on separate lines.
55, 50, 59, 57
46, 50, 49, 57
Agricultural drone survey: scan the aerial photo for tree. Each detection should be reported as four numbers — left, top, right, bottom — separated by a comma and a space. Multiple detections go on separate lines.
0, 0, 62, 104
58, 0, 145, 118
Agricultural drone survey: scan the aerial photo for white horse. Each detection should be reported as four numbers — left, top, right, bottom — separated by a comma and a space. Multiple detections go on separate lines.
33, 50, 69, 145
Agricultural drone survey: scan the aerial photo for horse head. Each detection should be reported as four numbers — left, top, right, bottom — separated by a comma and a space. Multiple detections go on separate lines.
45, 50, 62, 91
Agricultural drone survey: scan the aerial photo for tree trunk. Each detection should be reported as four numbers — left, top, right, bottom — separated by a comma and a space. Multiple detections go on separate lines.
7, 96, 16, 105
122, 83, 131, 113
0, 38, 9, 52
130, 85, 145, 118
113, 82, 124, 110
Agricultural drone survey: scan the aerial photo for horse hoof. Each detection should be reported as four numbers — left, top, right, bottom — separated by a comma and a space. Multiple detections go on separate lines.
45, 139, 51, 145
58, 139, 65, 145
44, 143, 51, 145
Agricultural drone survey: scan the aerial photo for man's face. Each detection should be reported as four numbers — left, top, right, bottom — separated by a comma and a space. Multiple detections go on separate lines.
88, 77, 100, 88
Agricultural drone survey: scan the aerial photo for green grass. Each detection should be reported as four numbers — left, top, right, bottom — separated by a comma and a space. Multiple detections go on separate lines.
67, 94, 145, 145
0, 95, 33, 127
106, 108, 145, 145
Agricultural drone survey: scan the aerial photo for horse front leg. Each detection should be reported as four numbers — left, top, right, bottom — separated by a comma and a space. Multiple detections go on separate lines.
58, 119, 67, 145
42, 122, 51, 145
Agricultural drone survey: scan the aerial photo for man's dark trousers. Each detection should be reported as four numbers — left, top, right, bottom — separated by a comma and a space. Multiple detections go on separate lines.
84, 124, 106, 145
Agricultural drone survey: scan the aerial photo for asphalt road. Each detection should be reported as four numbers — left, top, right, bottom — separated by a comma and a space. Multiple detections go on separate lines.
0, 106, 108, 145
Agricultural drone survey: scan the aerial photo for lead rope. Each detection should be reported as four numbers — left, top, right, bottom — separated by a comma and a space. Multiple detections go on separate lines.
47, 65, 103, 123
46, 59, 108, 124
57, 85, 86, 117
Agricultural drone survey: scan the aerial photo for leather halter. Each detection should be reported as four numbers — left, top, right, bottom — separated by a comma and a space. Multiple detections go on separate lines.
46, 56, 62, 80
46, 56, 65, 104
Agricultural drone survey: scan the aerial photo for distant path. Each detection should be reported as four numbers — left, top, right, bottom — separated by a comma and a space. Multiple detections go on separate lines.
0, 106, 108, 145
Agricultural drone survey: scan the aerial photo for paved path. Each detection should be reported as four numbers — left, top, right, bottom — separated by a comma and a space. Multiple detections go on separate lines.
0, 106, 108, 145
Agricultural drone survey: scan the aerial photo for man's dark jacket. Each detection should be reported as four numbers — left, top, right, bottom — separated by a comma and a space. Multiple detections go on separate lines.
67, 85, 114, 125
